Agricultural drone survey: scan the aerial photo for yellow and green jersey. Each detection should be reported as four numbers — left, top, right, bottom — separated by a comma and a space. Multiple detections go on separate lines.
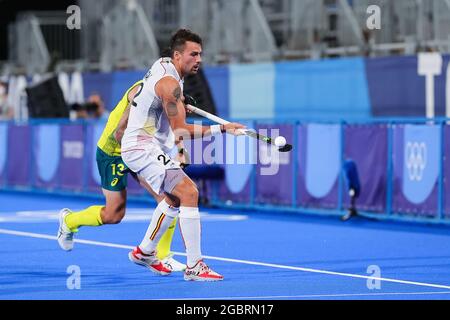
96, 81, 143, 156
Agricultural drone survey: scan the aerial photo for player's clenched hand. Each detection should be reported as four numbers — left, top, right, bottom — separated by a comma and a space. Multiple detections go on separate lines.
183, 93, 196, 114
223, 123, 246, 136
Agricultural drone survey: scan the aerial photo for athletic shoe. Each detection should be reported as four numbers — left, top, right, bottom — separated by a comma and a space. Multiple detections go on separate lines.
184, 259, 224, 281
57, 208, 74, 251
162, 253, 186, 272
128, 246, 171, 275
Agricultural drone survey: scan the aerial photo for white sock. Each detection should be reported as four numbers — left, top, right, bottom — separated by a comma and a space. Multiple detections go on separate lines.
139, 199, 178, 255
179, 206, 202, 268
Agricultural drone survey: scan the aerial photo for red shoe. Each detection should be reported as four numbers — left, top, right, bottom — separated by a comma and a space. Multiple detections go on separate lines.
128, 246, 171, 276
184, 259, 224, 281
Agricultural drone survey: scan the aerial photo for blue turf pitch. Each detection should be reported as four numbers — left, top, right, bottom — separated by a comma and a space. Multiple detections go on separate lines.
1, 191, 450, 300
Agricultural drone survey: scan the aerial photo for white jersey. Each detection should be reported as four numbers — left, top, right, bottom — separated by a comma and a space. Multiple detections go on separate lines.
122, 57, 184, 153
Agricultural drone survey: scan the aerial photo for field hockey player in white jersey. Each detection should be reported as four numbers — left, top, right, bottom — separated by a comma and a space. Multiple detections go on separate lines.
121, 29, 246, 281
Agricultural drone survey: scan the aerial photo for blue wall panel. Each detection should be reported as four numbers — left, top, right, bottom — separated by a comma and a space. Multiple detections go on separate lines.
275, 57, 371, 120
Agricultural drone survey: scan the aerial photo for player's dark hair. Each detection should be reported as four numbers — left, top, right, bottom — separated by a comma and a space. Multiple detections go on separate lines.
169, 29, 202, 58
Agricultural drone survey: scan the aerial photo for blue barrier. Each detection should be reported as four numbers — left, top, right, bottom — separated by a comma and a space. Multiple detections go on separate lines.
1, 117, 450, 226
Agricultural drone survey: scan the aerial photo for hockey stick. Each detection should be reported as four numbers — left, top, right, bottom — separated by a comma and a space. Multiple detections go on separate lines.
185, 104, 293, 152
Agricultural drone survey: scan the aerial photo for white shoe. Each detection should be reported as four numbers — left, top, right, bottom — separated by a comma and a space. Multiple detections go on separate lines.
57, 208, 74, 251
162, 253, 186, 272
184, 259, 224, 282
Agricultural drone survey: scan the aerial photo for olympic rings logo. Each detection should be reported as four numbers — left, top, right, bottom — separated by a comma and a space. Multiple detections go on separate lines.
405, 142, 427, 181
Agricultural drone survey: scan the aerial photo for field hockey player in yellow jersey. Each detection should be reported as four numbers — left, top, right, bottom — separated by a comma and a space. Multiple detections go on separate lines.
57, 80, 187, 273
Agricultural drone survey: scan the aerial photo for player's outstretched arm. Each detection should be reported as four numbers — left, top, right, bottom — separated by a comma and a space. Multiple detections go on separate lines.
156, 77, 245, 140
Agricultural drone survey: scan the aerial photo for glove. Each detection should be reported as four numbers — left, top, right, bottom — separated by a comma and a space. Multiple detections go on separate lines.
184, 93, 197, 107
